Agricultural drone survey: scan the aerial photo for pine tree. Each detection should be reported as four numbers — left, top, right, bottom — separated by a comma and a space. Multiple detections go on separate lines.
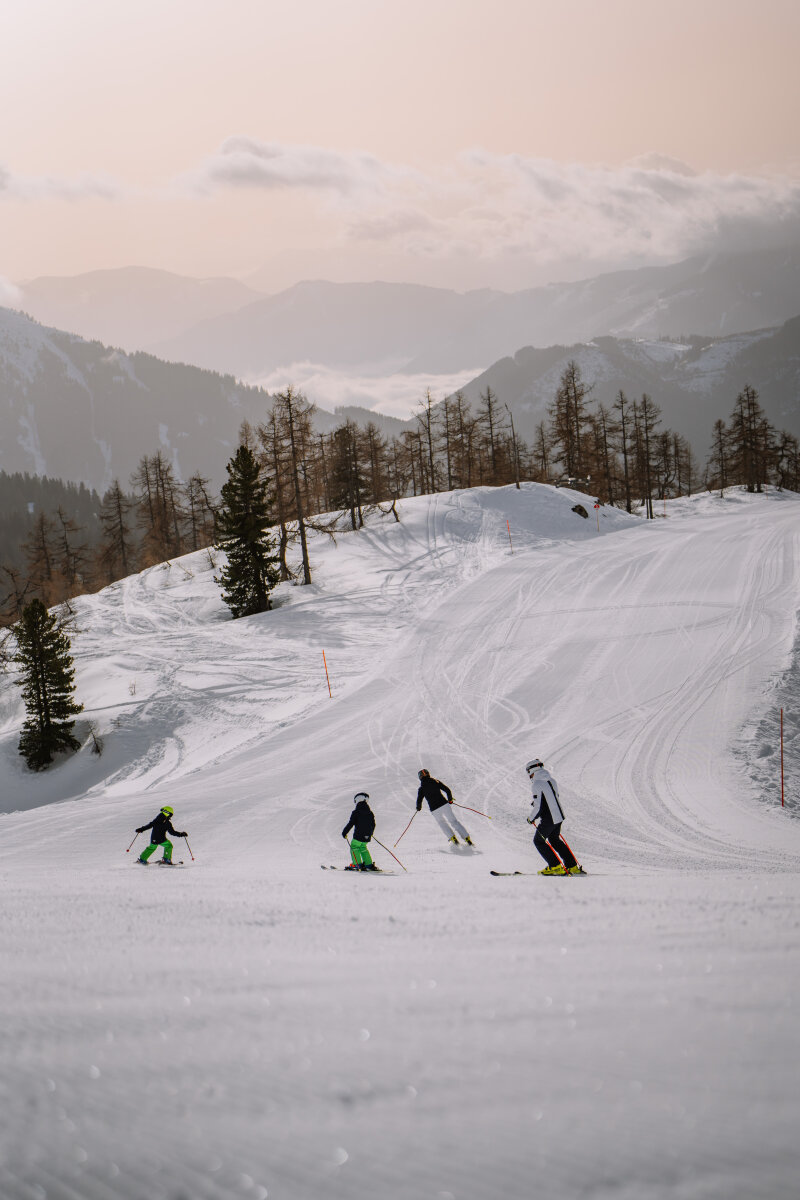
13, 599, 83, 770
97, 480, 137, 583
215, 445, 279, 618
329, 421, 369, 530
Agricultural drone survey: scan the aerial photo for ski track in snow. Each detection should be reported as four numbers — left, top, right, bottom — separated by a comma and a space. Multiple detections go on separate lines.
1, 483, 800, 1200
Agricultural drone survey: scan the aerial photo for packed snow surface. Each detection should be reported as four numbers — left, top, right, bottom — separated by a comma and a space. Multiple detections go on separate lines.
1, 483, 799, 1200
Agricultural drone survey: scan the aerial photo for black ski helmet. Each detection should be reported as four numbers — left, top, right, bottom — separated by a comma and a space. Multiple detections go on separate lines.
418, 768, 430, 780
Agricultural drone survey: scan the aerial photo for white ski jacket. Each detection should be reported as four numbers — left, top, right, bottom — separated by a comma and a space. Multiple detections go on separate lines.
529, 767, 565, 825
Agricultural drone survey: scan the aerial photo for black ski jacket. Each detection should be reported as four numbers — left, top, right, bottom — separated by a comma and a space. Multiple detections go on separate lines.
342, 800, 375, 843
136, 813, 187, 844
416, 776, 453, 813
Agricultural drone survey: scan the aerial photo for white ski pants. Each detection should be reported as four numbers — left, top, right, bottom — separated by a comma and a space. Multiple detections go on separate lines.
432, 805, 470, 840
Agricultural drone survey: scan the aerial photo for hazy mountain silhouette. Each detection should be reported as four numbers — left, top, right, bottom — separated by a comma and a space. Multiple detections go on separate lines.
16, 267, 265, 353
147, 246, 800, 380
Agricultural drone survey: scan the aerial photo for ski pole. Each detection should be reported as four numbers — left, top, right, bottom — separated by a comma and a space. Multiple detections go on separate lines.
183, 836, 195, 862
126, 832, 140, 853
394, 810, 417, 847
451, 800, 492, 820
373, 837, 407, 872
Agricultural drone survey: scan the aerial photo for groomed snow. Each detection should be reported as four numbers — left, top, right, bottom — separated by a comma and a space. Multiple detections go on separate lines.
1, 483, 799, 1200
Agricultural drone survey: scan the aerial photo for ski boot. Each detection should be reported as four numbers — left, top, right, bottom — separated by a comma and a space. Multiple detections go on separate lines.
136, 858, 149, 865
464, 836, 474, 846
538, 864, 566, 876
567, 865, 586, 875
449, 834, 459, 845
362, 863, 380, 872
344, 863, 360, 871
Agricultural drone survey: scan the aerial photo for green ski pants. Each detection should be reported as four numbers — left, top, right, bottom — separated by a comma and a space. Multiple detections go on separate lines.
140, 840, 173, 863
349, 838, 373, 867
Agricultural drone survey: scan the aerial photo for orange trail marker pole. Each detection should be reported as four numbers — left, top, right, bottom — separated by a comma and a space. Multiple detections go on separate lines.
507, 519, 513, 553
322, 650, 332, 698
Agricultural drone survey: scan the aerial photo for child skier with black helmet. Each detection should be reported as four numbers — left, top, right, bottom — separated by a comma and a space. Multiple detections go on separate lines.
342, 792, 379, 871
135, 806, 187, 866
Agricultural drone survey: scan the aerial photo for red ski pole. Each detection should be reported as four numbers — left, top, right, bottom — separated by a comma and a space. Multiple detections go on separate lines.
373, 837, 407, 872
183, 836, 195, 862
451, 800, 492, 820
394, 810, 417, 847
126, 833, 140, 853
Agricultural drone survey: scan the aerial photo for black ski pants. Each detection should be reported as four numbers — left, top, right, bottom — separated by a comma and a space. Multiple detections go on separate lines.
533, 817, 578, 869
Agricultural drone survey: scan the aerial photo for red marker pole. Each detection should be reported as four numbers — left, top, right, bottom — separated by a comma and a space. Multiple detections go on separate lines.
594, 502, 600, 532
507, 519, 513, 553
322, 650, 332, 698
781, 708, 785, 807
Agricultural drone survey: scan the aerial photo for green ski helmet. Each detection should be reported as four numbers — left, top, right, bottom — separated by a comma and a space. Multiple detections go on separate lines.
161, 806, 174, 816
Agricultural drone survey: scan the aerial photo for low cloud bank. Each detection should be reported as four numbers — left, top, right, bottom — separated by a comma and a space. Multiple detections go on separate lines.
247, 363, 482, 421
183, 138, 800, 274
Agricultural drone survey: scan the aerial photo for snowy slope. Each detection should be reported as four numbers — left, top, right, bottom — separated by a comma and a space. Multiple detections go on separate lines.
1, 484, 799, 1200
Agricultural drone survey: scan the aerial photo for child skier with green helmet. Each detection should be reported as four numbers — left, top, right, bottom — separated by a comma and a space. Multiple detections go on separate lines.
135, 806, 187, 866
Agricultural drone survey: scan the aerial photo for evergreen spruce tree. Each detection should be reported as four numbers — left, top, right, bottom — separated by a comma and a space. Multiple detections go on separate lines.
13, 599, 83, 770
215, 445, 280, 618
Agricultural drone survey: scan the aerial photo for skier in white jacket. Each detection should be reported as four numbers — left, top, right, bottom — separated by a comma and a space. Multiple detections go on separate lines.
526, 758, 583, 875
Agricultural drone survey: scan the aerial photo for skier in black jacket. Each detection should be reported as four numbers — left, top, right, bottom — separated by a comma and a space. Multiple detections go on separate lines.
415, 768, 473, 846
135, 806, 187, 865
342, 792, 379, 871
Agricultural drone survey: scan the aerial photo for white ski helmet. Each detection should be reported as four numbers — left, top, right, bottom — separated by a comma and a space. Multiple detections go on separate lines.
525, 758, 543, 774
354, 791, 370, 802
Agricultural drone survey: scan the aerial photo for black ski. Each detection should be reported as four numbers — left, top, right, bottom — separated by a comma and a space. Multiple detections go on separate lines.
490, 868, 587, 877
321, 865, 396, 875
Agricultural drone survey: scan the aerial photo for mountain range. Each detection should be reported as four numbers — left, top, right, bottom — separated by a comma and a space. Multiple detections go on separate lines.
0, 308, 409, 495
15, 246, 800, 382
458, 318, 800, 451
2, 302, 799, 495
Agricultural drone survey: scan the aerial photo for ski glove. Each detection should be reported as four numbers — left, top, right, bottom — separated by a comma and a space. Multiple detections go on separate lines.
527, 817, 536, 825
342, 831, 349, 839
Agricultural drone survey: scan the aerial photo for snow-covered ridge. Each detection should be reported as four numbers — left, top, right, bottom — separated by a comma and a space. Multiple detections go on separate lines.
1, 483, 635, 809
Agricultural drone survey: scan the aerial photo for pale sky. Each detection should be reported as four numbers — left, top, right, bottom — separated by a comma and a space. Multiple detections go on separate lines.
1, 0, 799, 293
